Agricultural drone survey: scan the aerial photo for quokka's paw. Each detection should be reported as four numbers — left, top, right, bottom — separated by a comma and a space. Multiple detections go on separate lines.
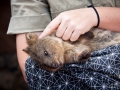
82, 31, 94, 39
73, 46, 91, 62
77, 50, 91, 60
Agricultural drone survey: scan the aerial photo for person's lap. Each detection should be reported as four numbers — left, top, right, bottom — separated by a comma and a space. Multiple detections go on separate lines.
25, 44, 120, 90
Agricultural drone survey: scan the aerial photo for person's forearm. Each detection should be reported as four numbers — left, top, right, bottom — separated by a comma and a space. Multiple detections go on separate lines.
16, 32, 42, 81
16, 33, 29, 81
96, 7, 120, 31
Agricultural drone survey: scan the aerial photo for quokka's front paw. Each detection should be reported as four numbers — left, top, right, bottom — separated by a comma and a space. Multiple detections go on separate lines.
73, 46, 91, 62
77, 50, 91, 60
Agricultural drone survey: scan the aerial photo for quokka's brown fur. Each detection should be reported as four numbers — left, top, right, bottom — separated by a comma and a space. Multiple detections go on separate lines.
23, 28, 120, 72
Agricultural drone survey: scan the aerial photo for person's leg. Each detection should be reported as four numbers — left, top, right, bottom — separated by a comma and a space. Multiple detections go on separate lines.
25, 44, 120, 90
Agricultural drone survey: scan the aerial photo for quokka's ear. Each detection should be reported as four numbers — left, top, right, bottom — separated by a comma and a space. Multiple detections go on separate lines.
25, 33, 38, 46
23, 47, 30, 54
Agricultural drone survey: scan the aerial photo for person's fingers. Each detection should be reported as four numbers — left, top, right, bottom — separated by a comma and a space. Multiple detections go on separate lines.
39, 15, 62, 38
70, 28, 82, 41
62, 23, 75, 40
56, 19, 69, 38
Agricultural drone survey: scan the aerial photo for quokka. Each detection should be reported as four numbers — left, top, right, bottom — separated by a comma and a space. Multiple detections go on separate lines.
23, 28, 120, 72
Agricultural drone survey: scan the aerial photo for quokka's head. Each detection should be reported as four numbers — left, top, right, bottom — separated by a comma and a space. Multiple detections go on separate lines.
23, 33, 64, 72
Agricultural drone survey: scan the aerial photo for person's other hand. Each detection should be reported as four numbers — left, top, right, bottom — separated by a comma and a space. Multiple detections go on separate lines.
40, 8, 97, 41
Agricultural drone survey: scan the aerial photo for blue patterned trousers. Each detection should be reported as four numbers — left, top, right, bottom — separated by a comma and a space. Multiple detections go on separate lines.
25, 44, 120, 90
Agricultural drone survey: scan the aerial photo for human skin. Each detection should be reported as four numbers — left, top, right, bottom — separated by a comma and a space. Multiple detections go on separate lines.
16, 7, 120, 81
16, 32, 42, 81
40, 7, 120, 41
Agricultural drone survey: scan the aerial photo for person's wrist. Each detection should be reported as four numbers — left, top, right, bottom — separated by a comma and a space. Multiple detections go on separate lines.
88, 7, 100, 28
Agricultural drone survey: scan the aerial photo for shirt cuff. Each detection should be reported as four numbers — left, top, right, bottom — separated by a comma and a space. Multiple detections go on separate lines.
7, 14, 51, 34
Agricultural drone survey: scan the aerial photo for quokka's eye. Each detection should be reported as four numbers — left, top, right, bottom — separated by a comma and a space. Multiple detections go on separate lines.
44, 51, 48, 56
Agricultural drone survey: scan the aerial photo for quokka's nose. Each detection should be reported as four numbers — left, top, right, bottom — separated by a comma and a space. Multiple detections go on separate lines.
51, 61, 63, 68
52, 63, 59, 68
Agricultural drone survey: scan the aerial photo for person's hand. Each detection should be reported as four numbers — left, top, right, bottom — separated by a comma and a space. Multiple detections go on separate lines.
40, 8, 97, 41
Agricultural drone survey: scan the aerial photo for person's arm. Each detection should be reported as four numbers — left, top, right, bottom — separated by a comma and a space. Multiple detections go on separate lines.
8, 0, 51, 81
16, 34, 28, 81
40, 7, 120, 41
96, 7, 120, 31
16, 32, 42, 81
